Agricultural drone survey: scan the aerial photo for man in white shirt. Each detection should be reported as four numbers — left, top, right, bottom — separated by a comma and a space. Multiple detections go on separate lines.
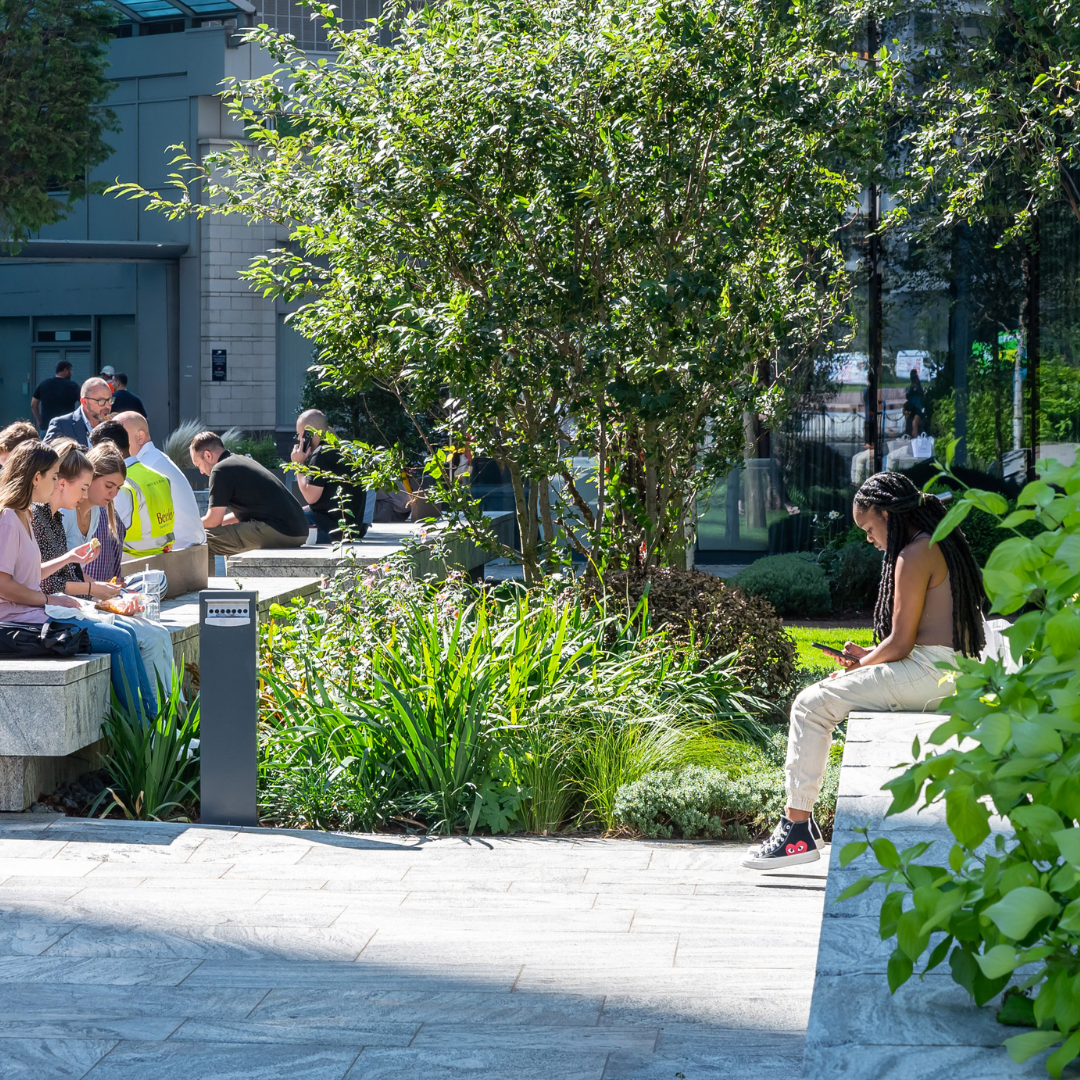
113, 411, 206, 549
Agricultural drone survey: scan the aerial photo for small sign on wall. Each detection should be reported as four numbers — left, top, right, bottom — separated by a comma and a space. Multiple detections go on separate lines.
212, 349, 227, 382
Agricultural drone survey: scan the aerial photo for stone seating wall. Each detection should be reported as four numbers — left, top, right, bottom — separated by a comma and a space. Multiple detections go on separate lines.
803, 711, 1031, 1078
0, 577, 319, 812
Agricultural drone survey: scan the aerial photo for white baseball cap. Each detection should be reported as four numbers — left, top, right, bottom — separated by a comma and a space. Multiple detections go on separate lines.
100, 365, 116, 376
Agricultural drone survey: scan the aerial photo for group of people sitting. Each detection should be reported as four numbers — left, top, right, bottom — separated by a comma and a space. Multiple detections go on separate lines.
1, 368, 371, 715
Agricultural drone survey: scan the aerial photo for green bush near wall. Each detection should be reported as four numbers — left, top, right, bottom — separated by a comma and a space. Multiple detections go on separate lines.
733, 553, 832, 616
613, 731, 842, 840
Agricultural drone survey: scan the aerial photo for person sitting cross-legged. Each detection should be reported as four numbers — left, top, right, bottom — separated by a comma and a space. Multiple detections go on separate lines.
189, 430, 307, 573
742, 470, 988, 870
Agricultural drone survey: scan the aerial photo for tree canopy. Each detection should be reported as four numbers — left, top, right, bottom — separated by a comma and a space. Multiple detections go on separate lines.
117, 0, 886, 577
0, 0, 118, 243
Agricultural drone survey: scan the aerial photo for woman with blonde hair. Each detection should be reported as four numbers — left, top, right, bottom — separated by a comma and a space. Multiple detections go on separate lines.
61, 442, 128, 582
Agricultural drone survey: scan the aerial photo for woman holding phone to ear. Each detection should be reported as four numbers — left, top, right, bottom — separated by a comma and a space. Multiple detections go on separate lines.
743, 470, 987, 869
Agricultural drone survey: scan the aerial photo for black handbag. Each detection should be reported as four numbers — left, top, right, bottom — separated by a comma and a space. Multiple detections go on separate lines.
0, 620, 92, 658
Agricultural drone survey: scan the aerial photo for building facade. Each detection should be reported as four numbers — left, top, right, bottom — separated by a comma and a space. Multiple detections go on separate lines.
0, 0, 376, 440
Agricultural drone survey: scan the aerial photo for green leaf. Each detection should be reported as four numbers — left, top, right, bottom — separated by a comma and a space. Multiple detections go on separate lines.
1005, 1030, 1062, 1064
1046, 610, 1080, 662
945, 785, 991, 849
997, 989, 1037, 1028
975, 943, 1020, 980
1010, 803, 1063, 840
1046, 1030, 1080, 1078
1011, 720, 1063, 758
896, 908, 930, 961
966, 489, 1008, 515
1000, 509, 1036, 529
930, 501, 973, 544
870, 837, 901, 870
839, 840, 868, 868
887, 947, 914, 993
923, 933, 953, 974
950, 944, 978, 996
983, 887, 1060, 941
836, 876, 875, 902
879, 889, 905, 939
971, 712, 1011, 754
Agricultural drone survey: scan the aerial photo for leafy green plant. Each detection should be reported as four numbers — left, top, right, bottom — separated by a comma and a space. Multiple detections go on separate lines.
234, 435, 281, 472
584, 567, 798, 702
91, 671, 200, 821
733, 553, 832, 617
258, 568, 767, 834
614, 732, 843, 840
817, 540, 882, 612
839, 453, 1080, 1077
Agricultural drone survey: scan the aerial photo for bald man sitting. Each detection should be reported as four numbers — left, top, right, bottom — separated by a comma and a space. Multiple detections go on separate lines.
113, 411, 206, 549
291, 409, 373, 542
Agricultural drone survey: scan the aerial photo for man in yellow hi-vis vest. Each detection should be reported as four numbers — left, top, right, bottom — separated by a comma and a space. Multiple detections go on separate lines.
92, 419, 177, 557
118, 458, 176, 557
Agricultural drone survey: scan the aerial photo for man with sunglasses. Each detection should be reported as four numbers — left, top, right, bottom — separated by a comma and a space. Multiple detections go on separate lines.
44, 377, 113, 447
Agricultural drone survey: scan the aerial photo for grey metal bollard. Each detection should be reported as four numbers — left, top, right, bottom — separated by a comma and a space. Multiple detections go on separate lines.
198, 590, 259, 827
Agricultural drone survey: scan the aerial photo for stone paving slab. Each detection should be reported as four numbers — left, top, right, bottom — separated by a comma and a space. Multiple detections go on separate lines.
0, 816, 828, 1078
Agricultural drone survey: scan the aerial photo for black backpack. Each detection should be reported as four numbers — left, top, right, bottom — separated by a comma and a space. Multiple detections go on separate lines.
0, 620, 91, 658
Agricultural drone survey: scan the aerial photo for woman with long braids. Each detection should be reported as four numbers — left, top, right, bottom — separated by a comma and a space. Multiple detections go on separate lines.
743, 470, 987, 869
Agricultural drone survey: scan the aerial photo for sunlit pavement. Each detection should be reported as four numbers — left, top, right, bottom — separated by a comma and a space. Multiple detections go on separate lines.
0, 816, 827, 1079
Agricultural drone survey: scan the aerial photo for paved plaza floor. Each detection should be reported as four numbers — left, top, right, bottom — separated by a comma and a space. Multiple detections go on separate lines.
0, 815, 827, 1079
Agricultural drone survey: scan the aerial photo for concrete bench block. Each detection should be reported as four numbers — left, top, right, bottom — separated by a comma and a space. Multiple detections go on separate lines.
804, 711, 1023, 1078
0, 576, 320, 811
0, 656, 111, 757
121, 544, 208, 599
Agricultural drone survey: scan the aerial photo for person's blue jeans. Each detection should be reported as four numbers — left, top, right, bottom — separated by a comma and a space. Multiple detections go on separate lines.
70, 618, 157, 718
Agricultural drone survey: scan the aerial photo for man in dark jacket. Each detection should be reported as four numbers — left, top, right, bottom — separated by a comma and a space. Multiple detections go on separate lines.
44, 377, 114, 446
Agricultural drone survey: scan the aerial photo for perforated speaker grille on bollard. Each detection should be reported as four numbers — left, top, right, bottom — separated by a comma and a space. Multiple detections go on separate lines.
199, 590, 258, 826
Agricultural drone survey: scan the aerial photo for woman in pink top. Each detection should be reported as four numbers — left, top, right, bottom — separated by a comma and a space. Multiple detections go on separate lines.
0, 441, 88, 623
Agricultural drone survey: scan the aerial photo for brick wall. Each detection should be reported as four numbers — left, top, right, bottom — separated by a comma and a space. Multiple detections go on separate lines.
198, 214, 285, 431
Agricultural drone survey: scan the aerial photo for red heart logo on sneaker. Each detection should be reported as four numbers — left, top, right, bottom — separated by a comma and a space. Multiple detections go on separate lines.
785, 841, 808, 855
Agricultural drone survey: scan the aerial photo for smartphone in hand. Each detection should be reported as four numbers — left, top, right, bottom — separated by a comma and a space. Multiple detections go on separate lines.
812, 642, 857, 662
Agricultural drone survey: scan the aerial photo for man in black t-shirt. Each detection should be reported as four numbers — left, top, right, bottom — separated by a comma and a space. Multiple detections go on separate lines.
189, 430, 308, 572
291, 409, 371, 542
110, 374, 147, 417
31, 361, 81, 434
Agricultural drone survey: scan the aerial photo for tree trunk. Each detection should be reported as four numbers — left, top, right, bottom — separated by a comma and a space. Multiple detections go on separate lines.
508, 458, 538, 582
742, 411, 766, 532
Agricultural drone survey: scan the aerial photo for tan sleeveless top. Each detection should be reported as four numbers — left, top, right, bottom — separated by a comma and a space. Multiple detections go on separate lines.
907, 532, 953, 646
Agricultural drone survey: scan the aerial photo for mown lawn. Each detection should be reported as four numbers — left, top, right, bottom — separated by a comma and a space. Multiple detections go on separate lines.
786, 625, 876, 677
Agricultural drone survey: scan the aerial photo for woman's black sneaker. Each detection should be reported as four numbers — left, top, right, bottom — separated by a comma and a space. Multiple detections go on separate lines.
741, 816, 822, 869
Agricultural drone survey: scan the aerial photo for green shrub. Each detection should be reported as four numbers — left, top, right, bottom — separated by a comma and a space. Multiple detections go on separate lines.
613, 732, 842, 841
586, 567, 797, 702
818, 540, 882, 611
733, 553, 832, 616
91, 670, 200, 821
235, 435, 281, 471
260, 569, 767, 834
840, 456, 1080, 1075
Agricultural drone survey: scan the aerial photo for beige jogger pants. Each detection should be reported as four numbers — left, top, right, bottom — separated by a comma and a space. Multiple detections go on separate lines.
785, 644, 958, 812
